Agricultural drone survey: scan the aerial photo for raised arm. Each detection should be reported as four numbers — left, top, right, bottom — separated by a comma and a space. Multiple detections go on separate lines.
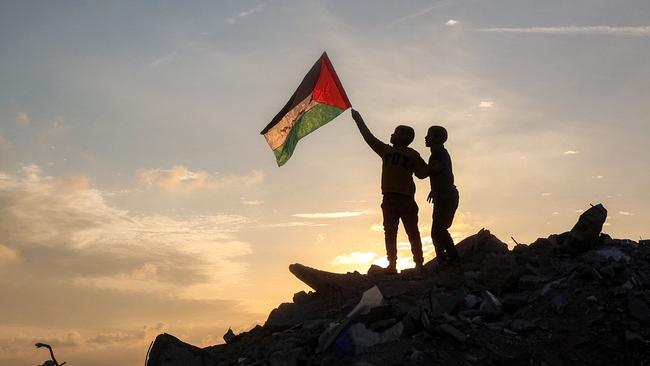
351, 109, 387, 156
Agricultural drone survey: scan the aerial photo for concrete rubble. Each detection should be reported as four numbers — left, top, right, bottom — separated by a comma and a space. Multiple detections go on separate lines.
147, 205, 650, 365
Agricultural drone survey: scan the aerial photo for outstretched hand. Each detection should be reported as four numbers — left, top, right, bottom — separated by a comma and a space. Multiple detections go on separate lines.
351, 109, 363, 123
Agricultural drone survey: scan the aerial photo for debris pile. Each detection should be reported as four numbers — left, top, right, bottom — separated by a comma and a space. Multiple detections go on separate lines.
147, 205, 650, 366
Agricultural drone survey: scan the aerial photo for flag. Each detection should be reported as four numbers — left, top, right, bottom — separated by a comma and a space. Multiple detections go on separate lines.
261, 52, 352, 166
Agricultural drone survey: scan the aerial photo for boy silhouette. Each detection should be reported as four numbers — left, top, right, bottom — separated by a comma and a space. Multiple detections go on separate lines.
352, 109, 429, 274
425, 125, 459, 264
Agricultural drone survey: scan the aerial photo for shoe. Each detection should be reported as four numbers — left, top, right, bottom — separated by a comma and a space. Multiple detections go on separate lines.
384, 263, 397, 275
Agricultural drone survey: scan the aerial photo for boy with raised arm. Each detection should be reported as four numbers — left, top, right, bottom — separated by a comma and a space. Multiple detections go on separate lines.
351, 109, 429, 274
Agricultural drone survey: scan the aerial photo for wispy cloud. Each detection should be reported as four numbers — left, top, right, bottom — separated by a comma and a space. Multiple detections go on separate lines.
227, 4, 264, 24
331, 251, 377, 265
476, 25, 650, 36
151, 54, 173, 67
241, 199, 263, 206
563, 150, 580, 155
16, 111, 30, 125
293, 211, 365, 219
446, 19, 459, 26
618, 211, 634, 216
260, 221, 328, 228
390, 1, 447, 25
479, 100, 494, 108
139, 166, 264, 192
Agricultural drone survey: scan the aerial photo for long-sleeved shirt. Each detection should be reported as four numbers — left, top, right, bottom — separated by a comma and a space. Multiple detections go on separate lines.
367, 141, 429, 196
428, 144, 455, 199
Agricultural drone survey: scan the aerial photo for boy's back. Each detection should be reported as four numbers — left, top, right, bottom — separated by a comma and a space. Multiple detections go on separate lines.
377, 144, 428, 196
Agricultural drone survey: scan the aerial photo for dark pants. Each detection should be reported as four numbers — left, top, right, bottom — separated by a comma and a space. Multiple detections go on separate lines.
382, 193, 424, 266
432, 187, 459, 262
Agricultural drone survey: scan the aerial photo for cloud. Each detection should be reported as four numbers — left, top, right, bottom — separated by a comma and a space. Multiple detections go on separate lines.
260, 221, 328, 228
446, 19, 459, 26
0, 135, 12, 151
563, 150, 580, 155
370, 223, 383, 232
479, 100, 494, 108
331, 251, 378, 265
16, 112, 30, 125
618, 211, 634, 216
138, 166, 264, 192
0, 244, 17, 264
39, 117, 67, 143
241, 199, 263, 206
541, 192, 551, 196
227, 4, 264, 24
475, 25, 650, 36
0, 165, 252, 299
151, 55, 173, 67
391, 1, 446, 25
292, 211, 365, 219
592, 175, 604, 179
86, 323, 166, 345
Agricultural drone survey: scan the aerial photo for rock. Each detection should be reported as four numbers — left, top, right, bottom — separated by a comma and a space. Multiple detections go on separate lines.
289, 263, 369, 293
454, 229, 508, 263
480, 254, 523, 293
519, 275, 552, 290
409, 349, 427, 365
266, 303, 306, 327
510, 319, 535, 332
367, 264, 385, 276
625, 330, 647, 345
550, 292, 570, 314
627, 295, 650, 324
342, 321, 404, 353
464, 294, 482, 309
269, 347, 303, 366
563, 204, 607, 253
586, 295, 598, 303
479, 291, 503, 317
429, 292, 458, 317
292, 290, 311, 304
595, 247, 631, 263
146, 333, 218, 366
438, 323, 467, 342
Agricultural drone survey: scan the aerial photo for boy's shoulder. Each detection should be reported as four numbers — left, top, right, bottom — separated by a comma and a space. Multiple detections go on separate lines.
393, 145, 423, 157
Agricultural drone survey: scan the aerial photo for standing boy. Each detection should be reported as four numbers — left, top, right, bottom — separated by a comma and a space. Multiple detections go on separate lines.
351, 109, 429, 274
425, 126, 459, 264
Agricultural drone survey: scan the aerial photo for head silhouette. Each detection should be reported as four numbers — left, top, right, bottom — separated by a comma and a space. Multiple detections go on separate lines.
425, 125, 447, 147
390, 125, 415, 147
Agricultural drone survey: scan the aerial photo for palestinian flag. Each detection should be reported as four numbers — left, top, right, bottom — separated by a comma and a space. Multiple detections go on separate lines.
261, 52, 352, 166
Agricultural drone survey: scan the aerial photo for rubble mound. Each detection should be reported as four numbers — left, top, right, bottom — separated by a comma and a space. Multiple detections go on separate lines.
147, 213, 650, 365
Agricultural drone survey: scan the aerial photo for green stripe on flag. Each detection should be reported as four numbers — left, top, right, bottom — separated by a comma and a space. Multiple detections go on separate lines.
272, 103, 344, 166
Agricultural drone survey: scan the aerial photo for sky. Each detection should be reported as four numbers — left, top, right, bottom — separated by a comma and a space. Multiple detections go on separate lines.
1, 0, 649, 365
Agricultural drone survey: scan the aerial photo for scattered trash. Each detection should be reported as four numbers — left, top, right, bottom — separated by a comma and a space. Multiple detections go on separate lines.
223, 328, 236, 344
